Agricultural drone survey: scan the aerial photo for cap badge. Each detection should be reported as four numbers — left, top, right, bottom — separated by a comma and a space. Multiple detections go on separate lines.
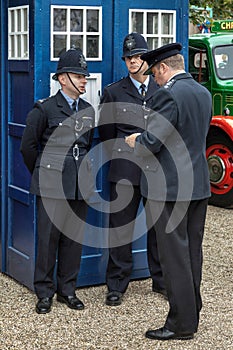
125, 35, 136, 50
79, 54, 87, 69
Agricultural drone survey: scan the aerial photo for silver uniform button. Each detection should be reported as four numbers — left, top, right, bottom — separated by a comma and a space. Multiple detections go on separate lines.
47, 164, 51, 168
118, 148, 122, 152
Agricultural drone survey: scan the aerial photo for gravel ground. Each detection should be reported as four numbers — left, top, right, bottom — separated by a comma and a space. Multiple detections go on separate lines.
0, 205, 232, 350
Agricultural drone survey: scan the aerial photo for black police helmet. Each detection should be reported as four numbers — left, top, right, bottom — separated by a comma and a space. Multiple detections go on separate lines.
52, 48, 90, 80
122, 32, 148, 60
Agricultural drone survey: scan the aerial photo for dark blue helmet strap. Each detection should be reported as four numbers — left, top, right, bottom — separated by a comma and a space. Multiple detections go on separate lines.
66, 72, 85, 95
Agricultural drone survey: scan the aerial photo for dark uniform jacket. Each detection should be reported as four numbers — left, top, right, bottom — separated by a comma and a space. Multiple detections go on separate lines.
20, 90, 95, 200
98, 75, 159, 186
134, 73, 212, 201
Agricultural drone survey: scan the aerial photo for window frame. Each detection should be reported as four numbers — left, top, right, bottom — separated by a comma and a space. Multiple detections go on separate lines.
51, 5, 102, 61
129, 9, 176, 49
8, 5, 29, 60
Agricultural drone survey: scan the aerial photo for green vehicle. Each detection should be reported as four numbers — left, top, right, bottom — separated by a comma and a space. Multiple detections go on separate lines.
189, 20, 233, 208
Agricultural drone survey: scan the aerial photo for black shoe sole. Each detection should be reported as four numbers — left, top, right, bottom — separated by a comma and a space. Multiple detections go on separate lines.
35, 307, 51, 314
57, 295, 84, 310
105, 299, 122, 306
146, 333, 194, 340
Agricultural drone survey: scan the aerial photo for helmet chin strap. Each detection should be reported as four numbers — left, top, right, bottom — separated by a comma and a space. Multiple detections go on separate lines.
66, 73, 86, 95
131, 61, 145, 75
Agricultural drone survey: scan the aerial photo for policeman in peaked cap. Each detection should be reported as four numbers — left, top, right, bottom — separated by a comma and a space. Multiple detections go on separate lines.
20, 47, 95, 314
98, 33, 165, 307
125, 41, 212, 340
141, 42, 183, 75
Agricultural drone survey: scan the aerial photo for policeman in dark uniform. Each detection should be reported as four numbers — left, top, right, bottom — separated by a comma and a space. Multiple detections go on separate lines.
20, 48, 95, 314
126, 43, 212, 340
98, 33, 165, 306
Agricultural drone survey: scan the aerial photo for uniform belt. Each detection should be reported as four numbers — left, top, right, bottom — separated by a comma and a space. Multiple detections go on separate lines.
41, 145, 87, 160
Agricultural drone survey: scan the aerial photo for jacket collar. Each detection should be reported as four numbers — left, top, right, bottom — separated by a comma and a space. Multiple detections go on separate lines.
122, 75, 158, 101
55, 90, 87, 115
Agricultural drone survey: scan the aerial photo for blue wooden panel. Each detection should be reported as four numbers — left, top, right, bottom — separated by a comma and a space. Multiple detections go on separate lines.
9, 133, 31, 190
9, 72, 34, 124
8, 195, 35, 257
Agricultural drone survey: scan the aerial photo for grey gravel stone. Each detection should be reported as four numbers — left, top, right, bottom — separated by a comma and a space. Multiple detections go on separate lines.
0, 205, 232, 349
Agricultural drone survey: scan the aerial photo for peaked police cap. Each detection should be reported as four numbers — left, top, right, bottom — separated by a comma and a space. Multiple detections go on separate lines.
52, 48, 90, 80
141, 42, 183, 75
122, 32, 148, 60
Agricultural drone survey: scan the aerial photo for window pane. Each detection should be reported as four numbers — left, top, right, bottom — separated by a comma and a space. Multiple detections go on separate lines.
147, 37, 158, 50
10, 11, 15, 32
87, 10, 99, 32
53, 35, 66, 57
53, 9, 67, 31
17, 35, 21, 57
10, 36, 15, 57
23, 8, 27, 31
161, 38, 173, 46
86, 36, 99, 58
17, 9, 21, 31
71, 35, 83, 51
23, 34, 28, 58
131, 12, 143, 33
161, 13, 173, 35
70, 10, 83, 32
147, 13, 158, 34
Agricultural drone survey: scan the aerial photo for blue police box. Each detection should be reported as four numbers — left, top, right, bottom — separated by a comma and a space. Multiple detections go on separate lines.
0, 0, 189, 290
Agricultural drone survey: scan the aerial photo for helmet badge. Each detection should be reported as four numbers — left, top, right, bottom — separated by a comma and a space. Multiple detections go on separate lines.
125, 35, 136, 51
79, 54, 87, 70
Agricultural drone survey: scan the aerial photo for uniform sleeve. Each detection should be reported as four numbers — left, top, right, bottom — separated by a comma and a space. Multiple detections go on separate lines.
98, 87, 117, 142
86, 106, 95, 152
135, 88, 178, 157
20, 103, 47, 173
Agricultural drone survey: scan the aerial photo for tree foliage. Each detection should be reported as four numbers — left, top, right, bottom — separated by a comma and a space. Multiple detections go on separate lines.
189, 1, 233, 25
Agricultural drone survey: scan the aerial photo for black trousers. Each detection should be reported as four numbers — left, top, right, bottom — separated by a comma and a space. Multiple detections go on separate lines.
34, 197, 87, 298
106, 182, 164, 293
148, 199, 208, 334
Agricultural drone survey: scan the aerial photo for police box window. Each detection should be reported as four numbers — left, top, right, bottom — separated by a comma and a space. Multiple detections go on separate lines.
129, 10, 176, 50
8, 6, 29, 60
51, 6, 102, 61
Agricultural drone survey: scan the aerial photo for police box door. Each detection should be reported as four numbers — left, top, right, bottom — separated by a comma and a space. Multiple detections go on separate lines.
6, 0, 116, 290
5, 0, 188, 289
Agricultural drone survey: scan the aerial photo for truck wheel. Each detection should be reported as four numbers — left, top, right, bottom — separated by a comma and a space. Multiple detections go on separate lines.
206, 134, 233, 208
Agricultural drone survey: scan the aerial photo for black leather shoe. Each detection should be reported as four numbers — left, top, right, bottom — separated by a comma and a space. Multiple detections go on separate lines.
106, 291, 123, 306
152, 287, 168, 299
36, 297, 53, 314
145, 326, 194, 340
57, 294, 84, 310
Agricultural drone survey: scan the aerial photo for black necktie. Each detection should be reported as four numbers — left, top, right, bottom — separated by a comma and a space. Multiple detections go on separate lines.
72, 100, 77, 112
140, 84, 146, 97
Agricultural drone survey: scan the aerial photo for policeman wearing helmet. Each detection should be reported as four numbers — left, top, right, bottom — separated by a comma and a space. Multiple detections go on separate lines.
98, 33, 165, 306
20, 48, 95, 314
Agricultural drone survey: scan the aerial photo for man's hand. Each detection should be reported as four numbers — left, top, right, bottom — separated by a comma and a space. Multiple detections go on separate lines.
125, 133, 141, 148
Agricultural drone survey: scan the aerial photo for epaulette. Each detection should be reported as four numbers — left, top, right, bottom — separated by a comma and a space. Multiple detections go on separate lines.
164, 78, 176, 89
37, 97, 50, 104
106, 77, 125, 87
